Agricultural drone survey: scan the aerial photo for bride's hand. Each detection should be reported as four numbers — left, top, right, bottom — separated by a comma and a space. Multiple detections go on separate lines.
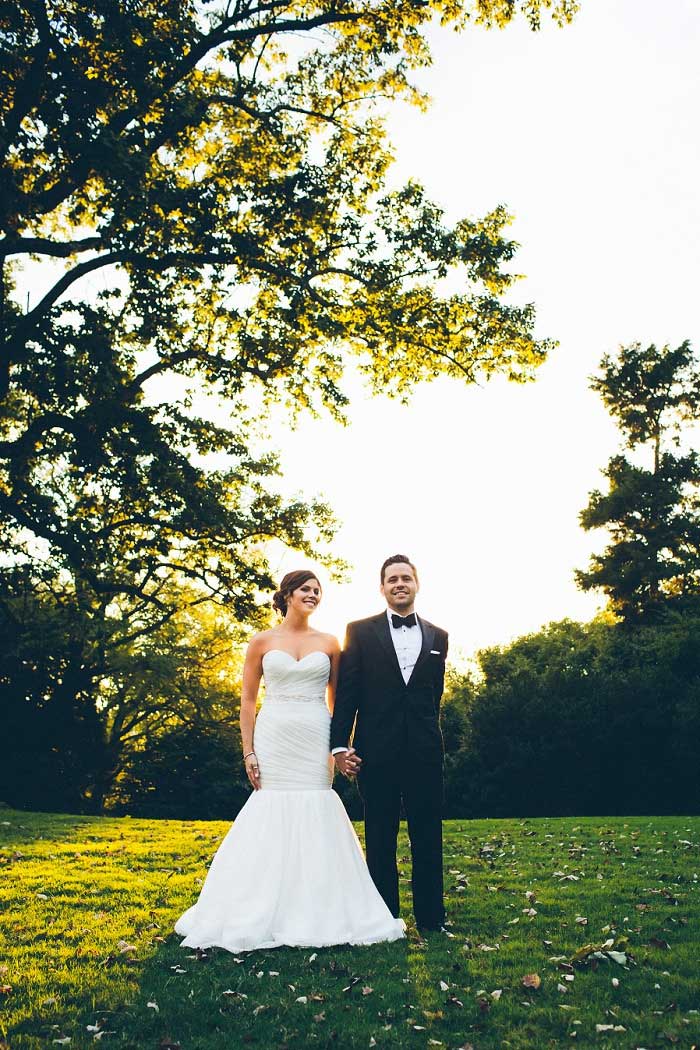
334, 747, 361, 779
245, 753, 261, 790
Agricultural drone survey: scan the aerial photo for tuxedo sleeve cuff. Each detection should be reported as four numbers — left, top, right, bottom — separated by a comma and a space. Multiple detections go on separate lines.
331, 747, 348, 755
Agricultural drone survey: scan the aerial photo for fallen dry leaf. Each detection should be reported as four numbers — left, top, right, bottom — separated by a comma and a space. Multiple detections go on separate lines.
522, 973, 541, 990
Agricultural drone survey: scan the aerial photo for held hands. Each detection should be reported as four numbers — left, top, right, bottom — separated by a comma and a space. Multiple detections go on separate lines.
244, 752, 261, 790
334, 747, 362, 779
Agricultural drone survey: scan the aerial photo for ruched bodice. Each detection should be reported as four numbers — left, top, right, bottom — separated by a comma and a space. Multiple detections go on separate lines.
254, 650, 332, 791
261, 649, 330, 704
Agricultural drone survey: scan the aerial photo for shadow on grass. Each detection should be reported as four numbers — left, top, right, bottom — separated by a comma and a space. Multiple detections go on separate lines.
109, 919, 486, 1050
111, 934, 414, 1050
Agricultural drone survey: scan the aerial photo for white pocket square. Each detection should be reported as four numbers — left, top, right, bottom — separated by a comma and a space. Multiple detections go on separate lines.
430, 649, 441, 655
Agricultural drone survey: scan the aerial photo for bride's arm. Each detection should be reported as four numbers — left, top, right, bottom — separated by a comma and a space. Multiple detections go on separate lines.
326, 637, 341, 715
240, 635, 264, 789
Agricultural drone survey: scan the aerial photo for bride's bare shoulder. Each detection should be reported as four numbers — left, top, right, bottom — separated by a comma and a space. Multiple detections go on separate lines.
246, 629, 276, 654
315, 630, 340, 654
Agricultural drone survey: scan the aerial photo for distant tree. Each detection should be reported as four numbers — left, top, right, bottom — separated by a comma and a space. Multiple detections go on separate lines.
0, 565, 104, 811
0, 570, 249, 812
0, 0, 575, 624
443, 613, 700, 818
111, 721, 249, 820
577, 341, 700, 621
441, 669, 477, 817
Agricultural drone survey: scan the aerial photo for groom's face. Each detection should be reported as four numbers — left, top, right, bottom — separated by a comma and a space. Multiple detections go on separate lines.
381, 562, 418, 614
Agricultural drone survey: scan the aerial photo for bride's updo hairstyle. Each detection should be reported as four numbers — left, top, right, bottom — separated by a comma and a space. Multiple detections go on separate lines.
272, 569, 320, 616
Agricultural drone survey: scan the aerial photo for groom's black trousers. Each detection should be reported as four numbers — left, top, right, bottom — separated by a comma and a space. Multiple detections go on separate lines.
357, 760, 444, 929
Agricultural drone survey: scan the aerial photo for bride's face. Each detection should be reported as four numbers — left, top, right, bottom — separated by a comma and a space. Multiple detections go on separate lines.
287, 578, 322, 616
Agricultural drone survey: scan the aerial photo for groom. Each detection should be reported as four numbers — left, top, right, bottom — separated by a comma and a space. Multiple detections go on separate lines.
331, 555, 449, 932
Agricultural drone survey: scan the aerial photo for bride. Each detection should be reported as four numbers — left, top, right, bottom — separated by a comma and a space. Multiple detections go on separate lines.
175, 569, 405, 951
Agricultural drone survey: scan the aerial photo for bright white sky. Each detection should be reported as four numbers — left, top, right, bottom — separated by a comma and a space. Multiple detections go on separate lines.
270, 0, 700, 662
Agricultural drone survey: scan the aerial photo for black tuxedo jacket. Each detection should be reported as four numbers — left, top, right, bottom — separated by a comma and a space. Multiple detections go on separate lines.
330, 612, 449, 766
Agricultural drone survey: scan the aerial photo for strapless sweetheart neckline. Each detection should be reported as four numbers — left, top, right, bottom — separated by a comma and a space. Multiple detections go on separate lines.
263, 649, 331, 665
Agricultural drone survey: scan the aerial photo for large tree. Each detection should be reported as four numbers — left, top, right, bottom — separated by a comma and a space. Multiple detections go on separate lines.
1, 0, 575, 616
577, 341, 700, 621
1, 1, 580, 811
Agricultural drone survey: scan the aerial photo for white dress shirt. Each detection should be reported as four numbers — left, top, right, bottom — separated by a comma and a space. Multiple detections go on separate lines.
387, 607, 422, 684
332, 609, 422, 755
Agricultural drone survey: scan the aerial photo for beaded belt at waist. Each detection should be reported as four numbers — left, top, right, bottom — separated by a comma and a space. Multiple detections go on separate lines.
263, 693, 327, 705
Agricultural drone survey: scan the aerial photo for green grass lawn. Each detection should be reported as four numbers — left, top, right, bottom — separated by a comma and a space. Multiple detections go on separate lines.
1, 807, 699, 1050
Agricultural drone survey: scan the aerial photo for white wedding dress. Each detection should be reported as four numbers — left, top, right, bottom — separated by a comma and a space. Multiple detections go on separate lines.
175, 650, 405, 951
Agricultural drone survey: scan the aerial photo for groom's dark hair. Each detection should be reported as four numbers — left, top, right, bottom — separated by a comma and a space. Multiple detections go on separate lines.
380, 554, 418, 584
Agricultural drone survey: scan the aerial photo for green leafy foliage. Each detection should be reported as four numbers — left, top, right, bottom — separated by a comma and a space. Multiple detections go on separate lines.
111, 722, 250, 821
444, 612, 700, 818
0, 573, 251, 813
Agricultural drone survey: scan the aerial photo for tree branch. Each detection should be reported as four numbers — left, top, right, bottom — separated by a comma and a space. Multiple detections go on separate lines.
10, 249, 127, 347
0, 234, 104, 260
0, 410, 93, 459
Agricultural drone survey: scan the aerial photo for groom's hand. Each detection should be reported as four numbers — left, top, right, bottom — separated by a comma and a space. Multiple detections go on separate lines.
334, 748, 362, 779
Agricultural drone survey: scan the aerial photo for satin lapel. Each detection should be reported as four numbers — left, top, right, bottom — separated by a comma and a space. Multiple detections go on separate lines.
407, 618, 435, 685
371, 614, 405, 687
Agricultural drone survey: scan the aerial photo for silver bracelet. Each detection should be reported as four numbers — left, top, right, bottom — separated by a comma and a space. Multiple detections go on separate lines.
243, 751, 256, 761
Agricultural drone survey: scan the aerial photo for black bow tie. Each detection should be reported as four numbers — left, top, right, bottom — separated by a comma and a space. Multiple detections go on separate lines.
391, 612, 417, 629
